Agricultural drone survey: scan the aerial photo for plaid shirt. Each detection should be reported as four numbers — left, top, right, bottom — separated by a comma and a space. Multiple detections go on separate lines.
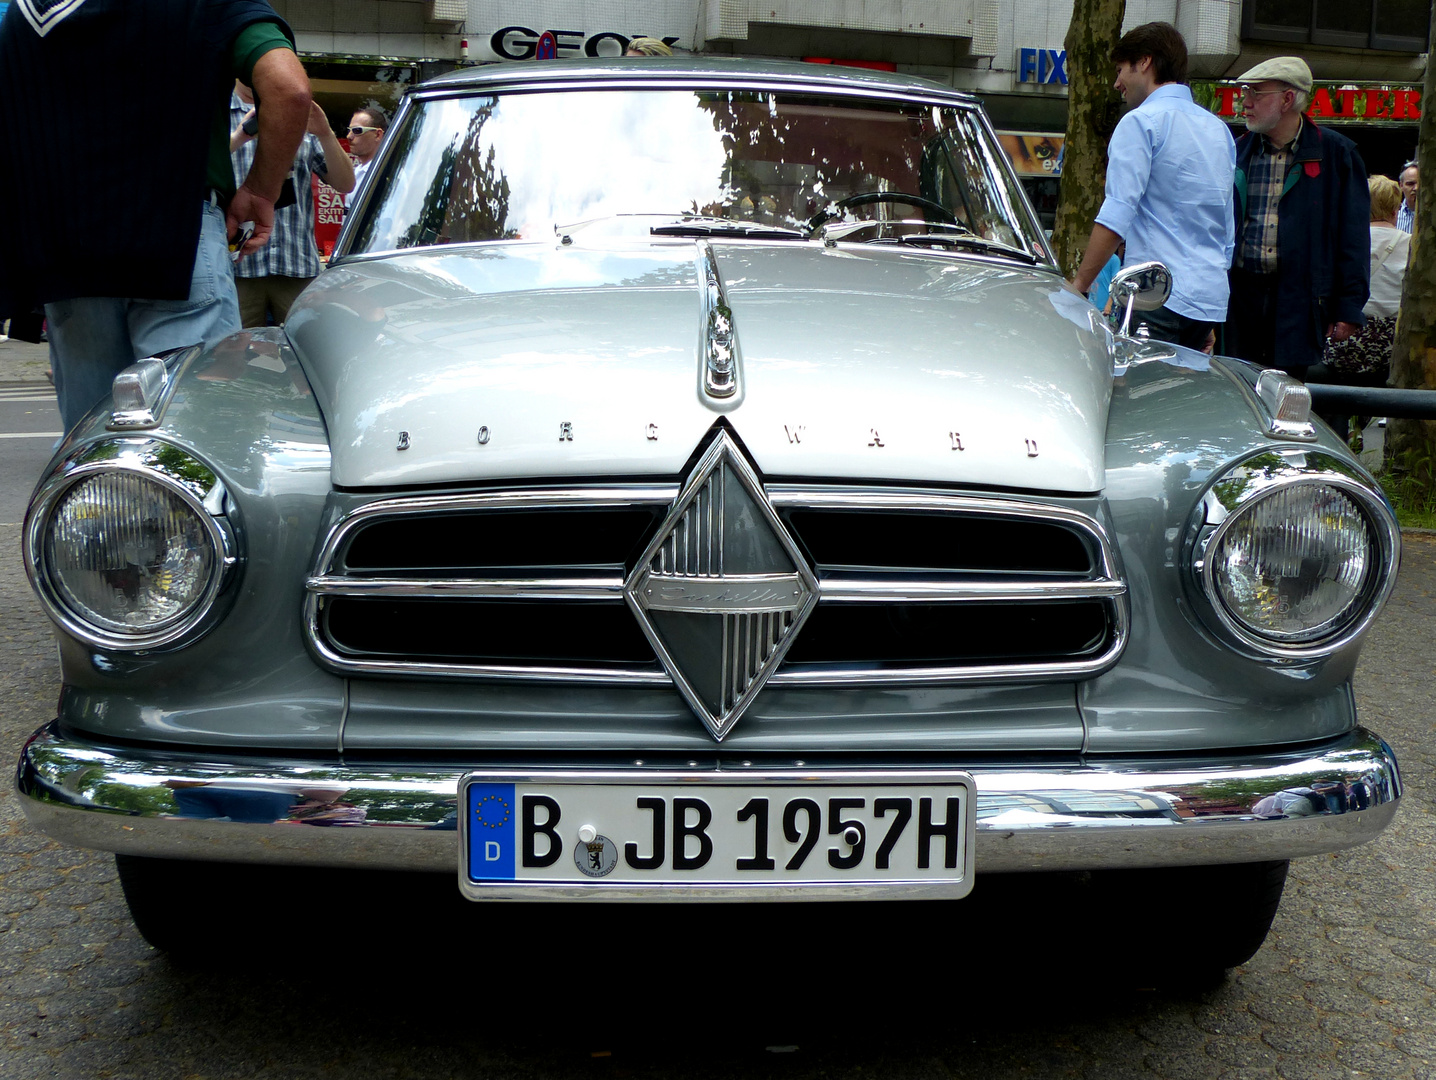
1237, 119, 1302, 273
229, 92, 329, 280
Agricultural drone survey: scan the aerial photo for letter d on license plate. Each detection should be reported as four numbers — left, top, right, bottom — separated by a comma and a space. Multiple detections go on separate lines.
458, 770, 976, 900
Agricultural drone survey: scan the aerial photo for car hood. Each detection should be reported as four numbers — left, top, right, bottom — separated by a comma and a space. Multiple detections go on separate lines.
285, 241, 1113, 491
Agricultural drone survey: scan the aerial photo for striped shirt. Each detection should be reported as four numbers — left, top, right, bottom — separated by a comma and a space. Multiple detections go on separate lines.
229, 92, 329, 280
1397, 202, 1414, 233
1237, 120, 1301, 273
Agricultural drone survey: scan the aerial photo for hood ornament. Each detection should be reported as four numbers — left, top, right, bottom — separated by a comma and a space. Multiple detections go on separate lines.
697, 241, 741, 402
625, 429, 818, 740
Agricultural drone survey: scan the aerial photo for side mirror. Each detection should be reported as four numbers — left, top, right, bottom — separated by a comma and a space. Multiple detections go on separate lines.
1109, 261, 1172, 338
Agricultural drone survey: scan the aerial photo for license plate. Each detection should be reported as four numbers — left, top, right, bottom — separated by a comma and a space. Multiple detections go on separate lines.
458, 771, 976, 900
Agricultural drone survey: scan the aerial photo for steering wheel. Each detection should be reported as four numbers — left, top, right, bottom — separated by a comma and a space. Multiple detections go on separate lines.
809, 191, 959, 231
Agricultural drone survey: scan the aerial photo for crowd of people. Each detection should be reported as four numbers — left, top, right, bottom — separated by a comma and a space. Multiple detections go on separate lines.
1073, 21, 1413, 446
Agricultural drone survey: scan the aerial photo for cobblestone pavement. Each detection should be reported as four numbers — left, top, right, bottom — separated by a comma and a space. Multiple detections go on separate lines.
2, 515, 1434, 1078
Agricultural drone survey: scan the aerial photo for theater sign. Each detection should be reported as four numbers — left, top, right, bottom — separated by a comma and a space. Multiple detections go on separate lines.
1193, 81, 1423, 124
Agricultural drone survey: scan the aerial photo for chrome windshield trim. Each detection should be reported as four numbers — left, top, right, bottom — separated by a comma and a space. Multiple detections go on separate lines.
304, 484, 1128, 686
336, 73, 1054, 269
407, 72, 980, 110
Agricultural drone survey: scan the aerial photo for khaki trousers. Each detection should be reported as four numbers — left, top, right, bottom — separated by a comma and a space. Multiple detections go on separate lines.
236, 275, 314, 328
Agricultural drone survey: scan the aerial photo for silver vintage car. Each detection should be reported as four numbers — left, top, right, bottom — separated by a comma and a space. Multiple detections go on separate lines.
17, 58, 1402, 967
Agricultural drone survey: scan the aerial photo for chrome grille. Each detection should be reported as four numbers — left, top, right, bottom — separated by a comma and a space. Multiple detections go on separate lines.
304, 484, 1128, 685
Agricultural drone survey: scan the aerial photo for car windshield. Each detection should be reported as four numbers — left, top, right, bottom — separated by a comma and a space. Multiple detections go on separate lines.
346, 87, 1049, 259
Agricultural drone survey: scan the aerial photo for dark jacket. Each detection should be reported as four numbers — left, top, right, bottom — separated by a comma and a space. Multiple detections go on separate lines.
1231, 119, 1370, 368
0, 0, 291, 314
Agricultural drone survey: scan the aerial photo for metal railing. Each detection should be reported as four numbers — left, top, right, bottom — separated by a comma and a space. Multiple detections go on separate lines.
1306, 385, 1436, 419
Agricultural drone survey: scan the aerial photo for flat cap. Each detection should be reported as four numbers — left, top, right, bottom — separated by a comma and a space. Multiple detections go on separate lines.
1236, 56, 1313, 95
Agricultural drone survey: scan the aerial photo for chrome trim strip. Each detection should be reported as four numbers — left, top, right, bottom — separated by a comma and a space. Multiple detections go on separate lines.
696, 240, 742, 402
304, 484, 1127, 686
307, 576, 626, 600
818, 579, 1127, 603
408, 72, 981, 110
17, 722, 1400, 883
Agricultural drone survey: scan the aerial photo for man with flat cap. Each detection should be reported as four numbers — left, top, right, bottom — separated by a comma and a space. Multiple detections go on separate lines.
1225, 56, 1369, 376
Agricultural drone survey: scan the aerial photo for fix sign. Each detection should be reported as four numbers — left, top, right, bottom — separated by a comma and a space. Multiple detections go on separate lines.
1018, 47, 1067, 85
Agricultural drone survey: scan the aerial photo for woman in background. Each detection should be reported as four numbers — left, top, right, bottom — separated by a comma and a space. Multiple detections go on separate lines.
1310, 174, 1410, 448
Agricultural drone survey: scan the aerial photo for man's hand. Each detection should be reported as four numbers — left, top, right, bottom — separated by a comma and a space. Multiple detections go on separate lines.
305, 100, 331, 136
227, 186, 276, 257
1328, 321, 1359, 343
1071, 224, 1123, 296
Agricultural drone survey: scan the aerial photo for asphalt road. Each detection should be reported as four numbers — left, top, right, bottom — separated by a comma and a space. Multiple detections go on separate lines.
2, 370, 1436, 1077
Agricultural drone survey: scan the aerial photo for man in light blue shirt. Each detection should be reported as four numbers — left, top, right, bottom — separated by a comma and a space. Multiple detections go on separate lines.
1071, 22, 1235, 351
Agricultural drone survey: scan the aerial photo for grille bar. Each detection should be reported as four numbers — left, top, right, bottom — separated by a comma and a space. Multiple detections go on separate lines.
307, 575, 626, 600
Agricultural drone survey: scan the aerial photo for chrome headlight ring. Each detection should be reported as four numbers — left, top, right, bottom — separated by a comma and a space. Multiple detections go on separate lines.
23, 438, 242, 652
1186, 449, 1399, 661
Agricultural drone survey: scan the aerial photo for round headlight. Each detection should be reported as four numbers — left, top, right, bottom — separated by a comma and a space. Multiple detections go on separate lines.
1201, 475, 1390, 652
44, 470, 218, 634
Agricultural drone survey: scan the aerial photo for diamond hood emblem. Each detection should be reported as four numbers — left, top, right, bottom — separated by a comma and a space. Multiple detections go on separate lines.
625, 429, 818, 740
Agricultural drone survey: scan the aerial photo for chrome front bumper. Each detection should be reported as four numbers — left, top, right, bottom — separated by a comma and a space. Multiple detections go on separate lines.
17, 722, 1400, 883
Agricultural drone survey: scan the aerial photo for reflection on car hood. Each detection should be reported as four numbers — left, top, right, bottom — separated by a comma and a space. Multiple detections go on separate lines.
285, 241, 1112, 491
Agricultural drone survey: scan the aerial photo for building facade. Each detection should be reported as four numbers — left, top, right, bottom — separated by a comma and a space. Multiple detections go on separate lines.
272, 0, 1428, 226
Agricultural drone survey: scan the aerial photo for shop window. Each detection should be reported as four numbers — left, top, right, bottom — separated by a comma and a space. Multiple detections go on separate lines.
1245, 0, 1429, 51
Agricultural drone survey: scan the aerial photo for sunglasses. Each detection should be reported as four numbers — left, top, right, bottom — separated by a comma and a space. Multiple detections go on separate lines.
347, 125, 381, 137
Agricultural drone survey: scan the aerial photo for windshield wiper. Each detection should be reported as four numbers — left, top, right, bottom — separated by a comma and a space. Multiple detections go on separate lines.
650, 217, 806, 240
873, 232, 1041, 264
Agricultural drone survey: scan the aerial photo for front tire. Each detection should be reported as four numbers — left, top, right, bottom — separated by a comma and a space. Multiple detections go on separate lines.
1091, 860, 1290, 974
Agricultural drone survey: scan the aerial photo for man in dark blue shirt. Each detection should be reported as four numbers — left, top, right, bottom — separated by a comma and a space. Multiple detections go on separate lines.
0, 0, 311, 430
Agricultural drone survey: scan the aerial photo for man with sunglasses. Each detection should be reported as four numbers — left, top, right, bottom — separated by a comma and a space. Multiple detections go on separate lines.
1225, 57, 1370, 376
344, 107, 389, 210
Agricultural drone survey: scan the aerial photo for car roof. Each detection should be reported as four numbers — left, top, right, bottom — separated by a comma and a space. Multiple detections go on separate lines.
417, 55, 981, 106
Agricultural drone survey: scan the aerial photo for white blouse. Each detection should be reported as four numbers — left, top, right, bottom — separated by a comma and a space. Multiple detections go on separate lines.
1367, 223, 1411, 319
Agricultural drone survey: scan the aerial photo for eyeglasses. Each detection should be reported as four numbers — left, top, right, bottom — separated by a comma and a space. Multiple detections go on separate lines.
1238, 85, 1289, 100
347, 126, 381, 137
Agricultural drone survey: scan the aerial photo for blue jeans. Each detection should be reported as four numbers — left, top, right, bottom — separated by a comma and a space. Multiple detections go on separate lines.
46, 201, 241, 431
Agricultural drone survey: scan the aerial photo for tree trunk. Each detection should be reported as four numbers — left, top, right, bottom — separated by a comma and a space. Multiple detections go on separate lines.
1386, 2, 1436, 486
1051, 0, 1128, 279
